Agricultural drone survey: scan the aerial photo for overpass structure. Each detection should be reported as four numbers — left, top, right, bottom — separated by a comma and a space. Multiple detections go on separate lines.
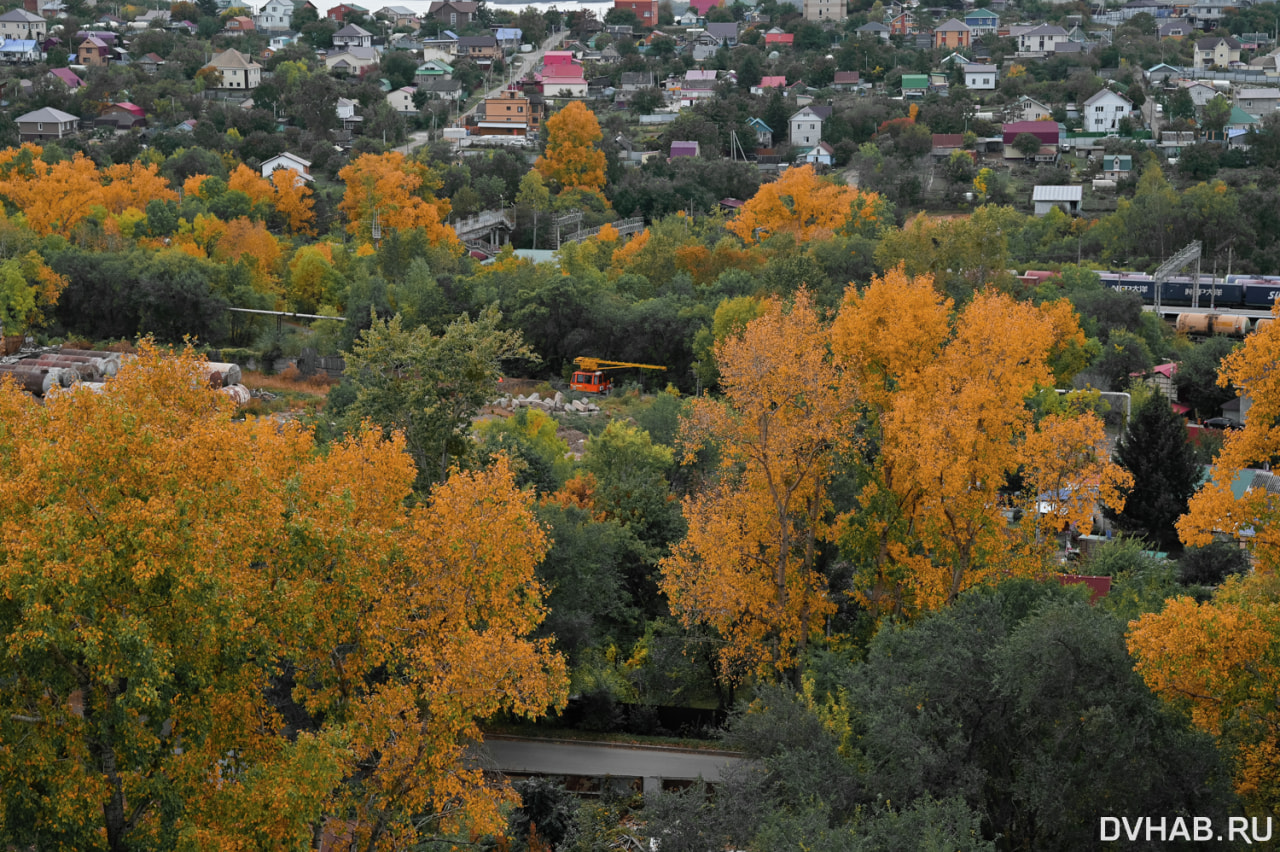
453, 209, 515, 255
473, 735, 748, 796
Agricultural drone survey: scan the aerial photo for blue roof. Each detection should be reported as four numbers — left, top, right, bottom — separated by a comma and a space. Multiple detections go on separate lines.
443, 29, 459, 38
494, 27, 521, 39
0, 39, 37, 49
746, 116, 772, 131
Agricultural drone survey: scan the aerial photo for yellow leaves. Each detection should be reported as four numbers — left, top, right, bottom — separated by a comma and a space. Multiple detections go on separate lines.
1180, 311, 1280, 569
338, 151, 459, 251
270, 168, 316, 235
0, 346, 567, 848
726, 165, 880, 245
227, 162, 274, 206
1128, 571, 1280, 808
662, 291, 852, 680
0, 148, 176, 237
834, 270, 1128, 615
534, 100, 607, 193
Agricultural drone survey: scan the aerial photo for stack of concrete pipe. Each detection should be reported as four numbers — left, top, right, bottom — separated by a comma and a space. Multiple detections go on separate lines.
0, 363, 72, 396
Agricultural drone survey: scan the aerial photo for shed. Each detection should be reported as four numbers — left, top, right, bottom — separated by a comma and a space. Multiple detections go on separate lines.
1032, 184, 1082, 217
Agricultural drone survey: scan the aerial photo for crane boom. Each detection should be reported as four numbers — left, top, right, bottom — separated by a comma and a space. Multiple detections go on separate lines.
570, 358, 666, 394
572, 357, 665, 372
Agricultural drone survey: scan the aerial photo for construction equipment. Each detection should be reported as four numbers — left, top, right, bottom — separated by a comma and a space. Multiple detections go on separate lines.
570, 357, 665, 394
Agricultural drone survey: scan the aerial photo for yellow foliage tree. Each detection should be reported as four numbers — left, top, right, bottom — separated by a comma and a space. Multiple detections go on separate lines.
726, 165, 883, 245
0, 146, 176, 237
832, 267, 1129, 615
534, 101, 607, 193
270, 168, 316, 235
1179, 314, 1280, 568
227, 162, 275, 207
1128, 571, 1280, 811
338, 152, 458, 250
660, 291, 853, 682
0, 344, 567, 850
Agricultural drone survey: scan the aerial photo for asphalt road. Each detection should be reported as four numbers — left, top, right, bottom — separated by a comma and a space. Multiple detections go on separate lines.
475, 736, 747, 783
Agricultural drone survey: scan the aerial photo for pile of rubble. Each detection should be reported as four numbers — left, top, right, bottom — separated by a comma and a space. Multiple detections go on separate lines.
493, 390, 602, 415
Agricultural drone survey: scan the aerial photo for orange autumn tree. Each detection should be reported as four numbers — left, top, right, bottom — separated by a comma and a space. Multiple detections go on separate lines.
1131, 312, 1280, 811
660, 291, 855, 683
832, 267, 1128, 616
227, 162, 275, 207
1128, 572, 1280, 812
0, 344, 566, 850
726, 165, 884, 246
338, 151, 458, 250
270, 168, 316, 235
0, 146, 177, 237
534, 101, 607, 193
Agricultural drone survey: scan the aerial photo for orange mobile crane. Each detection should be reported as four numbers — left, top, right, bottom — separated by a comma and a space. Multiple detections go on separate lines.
570, 357, 665, 394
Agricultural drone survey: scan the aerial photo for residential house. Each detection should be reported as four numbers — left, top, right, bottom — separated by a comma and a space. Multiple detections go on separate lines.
333, 22, 372, 47
268, 32, 300, 50
493, 26, 520, 49
764, 29, 793, 46
678, 8, 701, 25
136, 52, 164, 73
387, 86, 417, 112
688, 0, 719, 13
38, 1, 65, 20
77, 34, 109, 65
931, 133, 965, 160
620, 71, 654, 91
325, 45, 379, 73
97, 101, 146, 130
833, 70, 861, 89
1002, 120, 1063, 147
16, 106, 77, 141
678, 76, 717, 106
856, 21, 890, 40
335, 97, 362, 132
669, 140, 699, 159
0, 8, 45, 39
255, 0, 297, 31
934, 18, 971, 49
1181, 80, 1219, 107
1032, 185, 1082, 216
1082, 87, 1133, 133
415, 58, 453, 82
1013, 94, 1053, 122
1194, 35, 1241, 70
964, 62, 997, 90
261, 151, 313, 182
964, 8, 998, 35
541, 63, 588, 97
804, 0, 845, 23
1145, 62, 1181, 83
132, 9, 169, 27
789, 104, 830, 146
690, 30, 721, 60
1101, 153, 1133, 179
614, 0, 658, 25
46, 66, 81, 88
706, 21, 739, 46
750, 74, 786, 94
0, 39, 39, 61
454, 35, 498, 66
1236, 87, 1280, 118
1158, 19, 1189, 37
746, 116, 773, 147
901, 73, 929, 98
426, 0, 476, 26
419, 78, 462, 100
889, 12, 916, 35
798, 141, 834, 166
1188, 1, 1225, 30
1018, 24, 1068, 54
379, 5, 418, 27
1226, 105, 1258, 133
542, 50, 577, 66
225, 15, 255, 34
474, 88, 536, 135
326, 3, 366, 22
204, 48, 262, 90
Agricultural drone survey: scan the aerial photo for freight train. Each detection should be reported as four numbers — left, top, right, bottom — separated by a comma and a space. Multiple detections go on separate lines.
1019, 270, 1280, 337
